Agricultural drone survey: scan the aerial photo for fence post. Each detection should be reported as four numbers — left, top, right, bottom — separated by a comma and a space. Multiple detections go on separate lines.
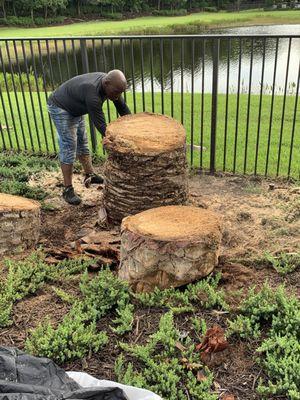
210, 38, 219, 174
80, 39, 97, 153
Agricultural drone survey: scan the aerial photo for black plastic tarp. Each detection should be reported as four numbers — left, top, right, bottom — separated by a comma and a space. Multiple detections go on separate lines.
0, 347, 128, 400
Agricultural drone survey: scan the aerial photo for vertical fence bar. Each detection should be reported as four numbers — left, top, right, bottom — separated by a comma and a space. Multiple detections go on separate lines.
170, 39, 174, 118
254, 37, 266, 175
287, 55, 300, 177
5, 40, 27, 150
233, 38, 242, 174
210, 38, 219, 174
101, 38, 111, 123
160, 38, 164, 115
37, 39, 56, 152
180, 38, 184, 125
92, 39, 98, 71
111, 38, 115, 67
54, 39, 63, 83
80, 38, 89, 73
46, 39, 55, 91
190, 38, 195, 166
0, 41, 13, 149
0, 43, 20, 150
244, 37, 254, 174
130, 39, 137, 113
223, 38, 231, 171
81, 38, 97, 152
71, 39, 79, 76
111, 39, 118, 119
0, 84, 12, 149
63, 39, 70, 79
0, 59, 7, 148
150, 39, 155, 113
21, 40, 40, 151
121, 39, 127, 103
13, 39, 34, 151
200, 39, 205, 169
265, 37, 279, 176
29, 40, 49, 153
276, 37, 292, 176
140, 38, 145, 112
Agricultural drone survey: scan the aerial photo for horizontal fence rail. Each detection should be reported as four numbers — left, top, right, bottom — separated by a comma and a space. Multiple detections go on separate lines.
0, 34, 299, 178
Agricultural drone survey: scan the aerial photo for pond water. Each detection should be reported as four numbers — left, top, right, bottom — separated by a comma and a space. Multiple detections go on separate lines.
4, 24, 300, 95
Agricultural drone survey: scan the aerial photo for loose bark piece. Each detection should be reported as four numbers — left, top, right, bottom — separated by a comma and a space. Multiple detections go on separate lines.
119, 205, 222, 292
44, 229, 120, 267
0, 193, 41, 256
103, 112, 189, 223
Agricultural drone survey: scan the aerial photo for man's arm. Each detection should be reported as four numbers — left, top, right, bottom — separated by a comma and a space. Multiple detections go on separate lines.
86, 94, 106, 136
113, 96, 131, 116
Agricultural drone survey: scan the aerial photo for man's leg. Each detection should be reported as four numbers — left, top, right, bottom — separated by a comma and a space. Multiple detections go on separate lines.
60, 163, 73, 187
77, 154, 93, 175
76, 117, 103, 186
48, 104, 82, 205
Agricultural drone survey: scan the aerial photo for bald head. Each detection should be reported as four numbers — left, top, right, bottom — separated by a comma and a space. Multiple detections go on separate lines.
103, 69, 128, 100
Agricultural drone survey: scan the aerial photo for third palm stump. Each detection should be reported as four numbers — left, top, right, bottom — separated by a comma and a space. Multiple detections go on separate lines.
103, 112, 188, 223
119, 205, 222, 292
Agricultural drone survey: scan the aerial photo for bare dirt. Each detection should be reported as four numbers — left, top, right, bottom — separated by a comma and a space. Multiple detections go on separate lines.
0, 167, 299, 400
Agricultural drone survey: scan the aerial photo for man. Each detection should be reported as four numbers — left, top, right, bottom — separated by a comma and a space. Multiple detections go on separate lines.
47, 70, 131, 205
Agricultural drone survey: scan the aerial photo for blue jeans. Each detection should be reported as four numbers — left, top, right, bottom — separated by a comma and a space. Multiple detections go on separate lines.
47, 102, 90, 164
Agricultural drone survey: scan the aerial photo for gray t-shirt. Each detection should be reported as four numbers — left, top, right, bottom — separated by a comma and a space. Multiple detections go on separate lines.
48, 72, 130, 136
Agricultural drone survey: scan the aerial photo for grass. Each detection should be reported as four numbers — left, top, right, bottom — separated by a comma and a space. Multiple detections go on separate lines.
0, 10, 300, 38
0, 91, 299, 177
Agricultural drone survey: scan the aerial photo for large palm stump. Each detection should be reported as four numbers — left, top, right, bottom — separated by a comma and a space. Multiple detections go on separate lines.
0, 193, 41, 257
119, 205, 222, 292
103, 112, 188, 223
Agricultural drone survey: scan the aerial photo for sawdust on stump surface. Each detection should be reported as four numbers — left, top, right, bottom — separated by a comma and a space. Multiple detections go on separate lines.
119, 205, 222, 292
0, 193, 41, 257
103, 112, 189, 223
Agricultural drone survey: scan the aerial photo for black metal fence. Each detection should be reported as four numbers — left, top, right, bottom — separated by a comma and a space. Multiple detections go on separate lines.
0, 35, 299, 178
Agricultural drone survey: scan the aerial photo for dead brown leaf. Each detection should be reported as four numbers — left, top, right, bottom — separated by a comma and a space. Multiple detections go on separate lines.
196, 325, 228, 355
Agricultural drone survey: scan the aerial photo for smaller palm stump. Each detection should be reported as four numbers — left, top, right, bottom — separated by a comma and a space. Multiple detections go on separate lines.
119, 205, 222, 292
0, 193, 41, 257
103, 112, 188, 223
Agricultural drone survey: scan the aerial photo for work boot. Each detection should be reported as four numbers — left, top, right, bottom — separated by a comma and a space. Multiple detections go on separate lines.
84, 173, 104, 188
62, 186, 81, 205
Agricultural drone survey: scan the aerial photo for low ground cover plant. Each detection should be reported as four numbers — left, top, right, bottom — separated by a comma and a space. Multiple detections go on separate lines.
228, 283, 300, 399
0, 153, 57, 200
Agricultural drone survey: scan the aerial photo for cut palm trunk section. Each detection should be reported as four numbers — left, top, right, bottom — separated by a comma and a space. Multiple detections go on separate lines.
0, 193, 40, 257
103, 112, 188, 224
119, 205, 222, 292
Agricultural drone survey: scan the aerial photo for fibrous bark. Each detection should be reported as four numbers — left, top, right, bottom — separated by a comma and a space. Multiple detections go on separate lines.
0, 193, 41, 257
119, 205, 222, 292
103, 112, 189, 223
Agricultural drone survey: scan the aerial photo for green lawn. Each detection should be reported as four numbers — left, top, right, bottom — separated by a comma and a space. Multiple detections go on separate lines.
1, 10, 300, 38
0, 91, 299, 178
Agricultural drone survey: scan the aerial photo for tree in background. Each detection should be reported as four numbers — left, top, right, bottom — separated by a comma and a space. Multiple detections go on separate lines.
0, 0, 6, 18
42, 0, 68, 18
17, 0, 42, 21
0, 0, 260, 21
